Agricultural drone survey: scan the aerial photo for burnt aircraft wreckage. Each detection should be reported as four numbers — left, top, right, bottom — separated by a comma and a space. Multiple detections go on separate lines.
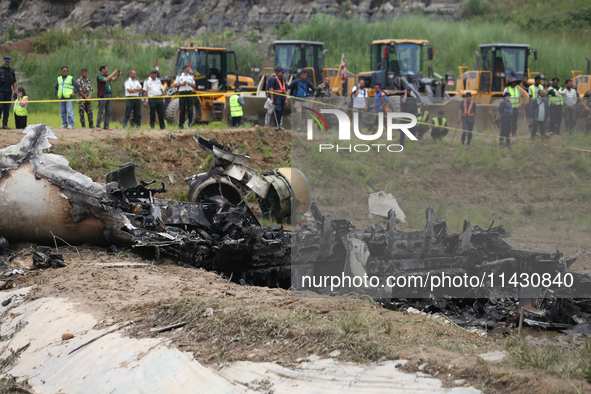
185, 134, 311, 221
0, 125, 590, 332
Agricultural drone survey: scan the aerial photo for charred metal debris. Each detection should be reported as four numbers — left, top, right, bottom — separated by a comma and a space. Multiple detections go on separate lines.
294, 204, 591, 333
1, 125, 590, 333
184, 135, 311, 221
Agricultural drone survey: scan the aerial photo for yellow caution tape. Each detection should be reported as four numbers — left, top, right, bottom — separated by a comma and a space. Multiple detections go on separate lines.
270, 92, 591, 153
3, 89, 591, 153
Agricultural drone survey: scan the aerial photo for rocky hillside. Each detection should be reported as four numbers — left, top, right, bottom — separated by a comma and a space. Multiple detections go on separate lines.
1, 0, 462, 36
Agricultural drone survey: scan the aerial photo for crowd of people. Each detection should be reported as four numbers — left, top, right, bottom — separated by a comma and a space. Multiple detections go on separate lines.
1, 56, 590, 145
0, 59, 213, 131
51, 65, 168, 131
263, 66, 591, 148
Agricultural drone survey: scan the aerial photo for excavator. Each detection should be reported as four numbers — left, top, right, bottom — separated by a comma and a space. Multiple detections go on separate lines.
162, 44, 255, 125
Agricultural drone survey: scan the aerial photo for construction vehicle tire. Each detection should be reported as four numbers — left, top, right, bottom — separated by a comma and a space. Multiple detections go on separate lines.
165, 97, 199, 126
165, 98, 180, 125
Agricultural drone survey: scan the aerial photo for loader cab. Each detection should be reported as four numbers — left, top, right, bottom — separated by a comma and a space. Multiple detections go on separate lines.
571, 56, 591, 97
479, 44, 532, 92
369, 40, 431, 86
270, 40, 324, 85
175, 46, 239, 92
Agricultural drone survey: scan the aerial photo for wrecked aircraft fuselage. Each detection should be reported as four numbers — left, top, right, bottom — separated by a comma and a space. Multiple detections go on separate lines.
0, 126, 129, 245
0, 125, 291, 286
1, 125, 591, 332
0, 126, 587, 291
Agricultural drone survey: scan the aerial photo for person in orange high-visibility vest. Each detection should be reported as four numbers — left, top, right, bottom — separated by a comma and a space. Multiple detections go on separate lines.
457, 92, 477, 146
270, 67, 287, 131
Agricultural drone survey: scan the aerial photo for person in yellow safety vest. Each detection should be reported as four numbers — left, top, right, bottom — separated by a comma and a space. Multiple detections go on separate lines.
13, 87, 28, 129
502, 77, 521, 137
547, 77, 564, 135
229, 88, 244, 128
415, 103, 430, 140
54, 66, 80, 129
431, 110, 448, 141
528, 75, 544, 98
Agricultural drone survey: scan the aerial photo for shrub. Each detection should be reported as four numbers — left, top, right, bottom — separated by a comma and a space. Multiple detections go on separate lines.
462, 0, 489, 17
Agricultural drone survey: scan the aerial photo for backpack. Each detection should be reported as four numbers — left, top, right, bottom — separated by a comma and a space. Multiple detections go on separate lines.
290, 79, 312, 97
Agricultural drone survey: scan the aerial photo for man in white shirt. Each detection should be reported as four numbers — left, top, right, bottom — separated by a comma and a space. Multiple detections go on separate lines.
557, 79, 578, 134
350, 79, 368, 120
122, 70, 142, 128
173, 64, 196, 129
142, 68, 166, 130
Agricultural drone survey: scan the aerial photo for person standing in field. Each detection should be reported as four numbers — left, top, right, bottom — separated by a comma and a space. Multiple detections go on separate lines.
498, 91, 513, 149
503, 78, 521, 136
316, 76, 333, 99
557, 79, 578, 134
13, 87, 27, 129
77, 68, 93, 129
529, 89, 550, 143
122, 70, 142, 128
264, 68, 279, 128
547, 77, 563, 135
270, 67, 287, 131
528, 75, 544, 98
350, 79, 368, 120
287, 71, 315, 131
55, 66, 80, 129
0, 56, 17, 129
458, 92, 476, 146
142, 68, 166, 130
173, 64, 196, 129
373, 83, 390, 139
229, 89, 244, 127
96, 64, 120, 131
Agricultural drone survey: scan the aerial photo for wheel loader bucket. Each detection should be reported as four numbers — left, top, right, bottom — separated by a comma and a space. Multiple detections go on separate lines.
241, 96, 292, 128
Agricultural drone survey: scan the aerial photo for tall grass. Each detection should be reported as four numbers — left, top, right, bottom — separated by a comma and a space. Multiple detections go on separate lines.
289, 14, 590, 84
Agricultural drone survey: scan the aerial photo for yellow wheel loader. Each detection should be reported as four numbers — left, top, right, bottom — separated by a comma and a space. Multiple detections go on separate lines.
571, 56, 591, 97
356, 39, 448, 100
449, 43, 544, 131
162, 44, 255, 125
242, 40, 357, 126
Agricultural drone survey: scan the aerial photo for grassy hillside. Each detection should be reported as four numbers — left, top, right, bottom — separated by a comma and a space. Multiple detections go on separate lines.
464, 0, 591, 31
287, 13, 590, 85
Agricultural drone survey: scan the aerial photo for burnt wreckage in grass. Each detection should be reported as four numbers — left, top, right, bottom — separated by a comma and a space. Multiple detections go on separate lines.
0, 125, 590, 331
